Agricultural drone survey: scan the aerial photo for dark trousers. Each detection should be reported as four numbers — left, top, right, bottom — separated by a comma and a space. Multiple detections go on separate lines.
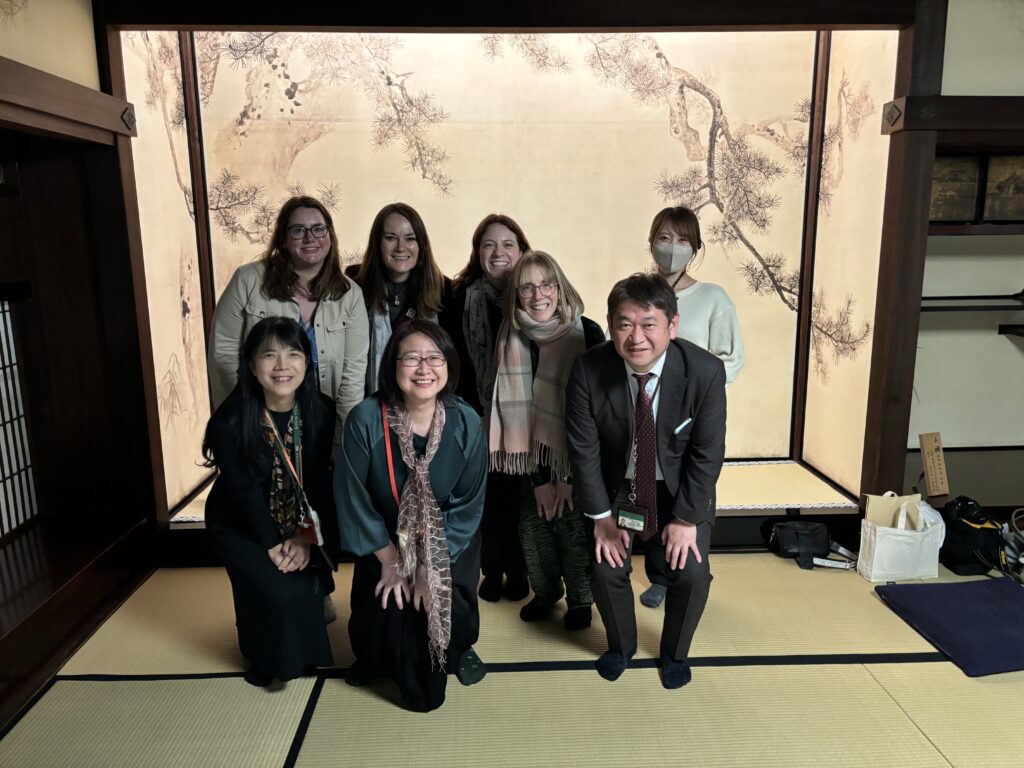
480, 470, 528, 582
519, 491, 593, 609
591, 482, 712, 661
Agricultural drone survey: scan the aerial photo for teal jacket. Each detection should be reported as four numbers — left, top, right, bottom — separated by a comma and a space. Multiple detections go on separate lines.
335, 394, 486, 562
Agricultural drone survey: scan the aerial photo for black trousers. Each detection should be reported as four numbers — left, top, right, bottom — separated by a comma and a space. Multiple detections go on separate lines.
590, 482, 712, 662
348, 533, 481, 712
479, 470, 528, 583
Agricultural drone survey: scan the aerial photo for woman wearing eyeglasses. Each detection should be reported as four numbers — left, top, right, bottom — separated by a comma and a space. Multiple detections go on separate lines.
209, 196, 370, 444
335, 320, 487, 712
490, 251, 605, 630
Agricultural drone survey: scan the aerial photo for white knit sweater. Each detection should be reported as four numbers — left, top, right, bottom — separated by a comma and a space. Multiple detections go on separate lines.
675, 281, 745, 385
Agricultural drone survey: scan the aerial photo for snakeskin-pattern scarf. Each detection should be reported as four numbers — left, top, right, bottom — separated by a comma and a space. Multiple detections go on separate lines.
263, 408, 302, 540
387, 400, 451, 667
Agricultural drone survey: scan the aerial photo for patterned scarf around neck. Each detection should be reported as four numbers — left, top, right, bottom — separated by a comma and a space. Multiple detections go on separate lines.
263, 405, 303, 540
489, 310, 584, 478
462, 278, 504, 410
387, 400, 452, 668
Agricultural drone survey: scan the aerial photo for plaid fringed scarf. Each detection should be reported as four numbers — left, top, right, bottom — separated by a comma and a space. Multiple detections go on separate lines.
388, 401, 452, 668
489, 310, 584, 478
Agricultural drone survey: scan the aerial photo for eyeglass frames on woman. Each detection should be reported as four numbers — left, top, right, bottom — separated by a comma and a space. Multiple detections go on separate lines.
397, 353, 448, 368
516, 281, 557, 298
287, 224, 330, 240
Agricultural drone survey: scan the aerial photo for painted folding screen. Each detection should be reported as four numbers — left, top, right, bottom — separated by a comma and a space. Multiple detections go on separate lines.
121, 31, 213, 510
802, 30, 899, 495
192, 31, 819, 458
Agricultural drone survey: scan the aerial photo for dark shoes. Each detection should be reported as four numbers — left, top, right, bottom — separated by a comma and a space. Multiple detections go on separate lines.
659, 653, 693, 689
243, 667, 284, 691
503, 575, 530, 601
455, 647, 487, 686
640, 583, 667, 609
479, 573, 530, 602
478, 576, 503, 602
519, 598, 553, 622
595, 650, 632, 681
344, 660, 374, 688
563, 605, 592, 631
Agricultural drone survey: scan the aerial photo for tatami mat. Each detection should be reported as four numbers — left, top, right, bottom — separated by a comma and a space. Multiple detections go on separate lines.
717, 461, 855, 511
866, 663, 1024, 768
61, 554, 932, 675
298, 666, 949, 768
10, 558, 1024, 767
0, 677, 313, 768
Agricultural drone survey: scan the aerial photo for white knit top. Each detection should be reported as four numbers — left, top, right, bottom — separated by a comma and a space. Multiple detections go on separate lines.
675, 281, 745, 385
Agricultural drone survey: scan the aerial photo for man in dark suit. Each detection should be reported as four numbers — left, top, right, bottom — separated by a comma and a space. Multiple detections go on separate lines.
566, 273, 726, 688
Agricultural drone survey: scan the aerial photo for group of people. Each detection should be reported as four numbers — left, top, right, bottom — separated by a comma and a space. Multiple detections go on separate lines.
200, 196, 744, 712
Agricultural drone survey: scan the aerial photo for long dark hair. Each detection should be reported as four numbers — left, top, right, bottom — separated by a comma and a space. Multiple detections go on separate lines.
377, 320, 461, 407
202, 317, 329, 468
354, 202, 445, 316
452, 213, 531, 292
260, 196, 351, 302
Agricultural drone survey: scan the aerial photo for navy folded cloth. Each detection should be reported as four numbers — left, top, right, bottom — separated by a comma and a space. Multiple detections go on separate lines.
875, 576, 1024, 676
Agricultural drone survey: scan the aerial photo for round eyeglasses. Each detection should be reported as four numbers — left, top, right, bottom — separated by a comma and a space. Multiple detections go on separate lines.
516, 281, 557, 298
398, 353, 447, 368
287, 224, 329, 240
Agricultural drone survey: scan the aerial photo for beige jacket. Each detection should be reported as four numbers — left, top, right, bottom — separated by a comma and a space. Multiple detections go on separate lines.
207, 261, 369, 430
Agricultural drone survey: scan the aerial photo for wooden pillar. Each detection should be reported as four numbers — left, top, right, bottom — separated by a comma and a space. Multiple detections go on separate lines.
860, 0, 947, 496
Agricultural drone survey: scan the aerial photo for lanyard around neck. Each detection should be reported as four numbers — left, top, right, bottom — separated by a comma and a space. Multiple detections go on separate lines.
263, 405, 303, 487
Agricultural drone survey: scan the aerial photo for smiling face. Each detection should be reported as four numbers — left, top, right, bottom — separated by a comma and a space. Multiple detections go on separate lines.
609, 300, 678, 373
251, 337, 307, 410
380, 212, 420, 283
283, 206, 331, 273
395, 332, 449, 408
478, 223, 522, 289
653, 223, 691, 251
516, 264, 559, 323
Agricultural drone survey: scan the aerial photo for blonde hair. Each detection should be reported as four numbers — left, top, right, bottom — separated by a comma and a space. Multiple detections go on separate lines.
503, 250, 584, 330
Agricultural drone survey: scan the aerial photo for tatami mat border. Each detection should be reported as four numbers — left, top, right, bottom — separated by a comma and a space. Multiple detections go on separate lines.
50, 650, 949, 685
283, 677, 325, 768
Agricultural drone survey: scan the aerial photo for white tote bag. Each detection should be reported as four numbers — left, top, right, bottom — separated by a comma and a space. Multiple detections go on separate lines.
858, 491, 945, 582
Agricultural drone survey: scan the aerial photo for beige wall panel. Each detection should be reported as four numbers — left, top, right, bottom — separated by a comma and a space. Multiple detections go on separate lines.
803, 31, 899, 494
0, 0, 99, 89
943, 0, 1024, 96
122, 32, 212, 509
909, 236, 1024, 448
197, 31, 815, 457
922, 235, 1024, 295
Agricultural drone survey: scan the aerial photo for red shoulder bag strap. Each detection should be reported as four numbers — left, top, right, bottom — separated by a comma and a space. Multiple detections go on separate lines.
381, 402, 400, 506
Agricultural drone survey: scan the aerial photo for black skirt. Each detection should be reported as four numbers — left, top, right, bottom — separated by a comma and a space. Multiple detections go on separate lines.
213, 530, 335, 681
348, 533, 481, 712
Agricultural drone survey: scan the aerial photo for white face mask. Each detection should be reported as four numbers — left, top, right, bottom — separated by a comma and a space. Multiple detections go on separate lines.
652, 242, 694, 274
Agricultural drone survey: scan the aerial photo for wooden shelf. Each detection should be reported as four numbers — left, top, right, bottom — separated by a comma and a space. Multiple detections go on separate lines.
929, 223, 1024, 236
921, 292, 1024, 312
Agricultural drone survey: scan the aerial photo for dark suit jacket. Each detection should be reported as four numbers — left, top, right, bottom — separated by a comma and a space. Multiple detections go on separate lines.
566, 338, 727, 526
